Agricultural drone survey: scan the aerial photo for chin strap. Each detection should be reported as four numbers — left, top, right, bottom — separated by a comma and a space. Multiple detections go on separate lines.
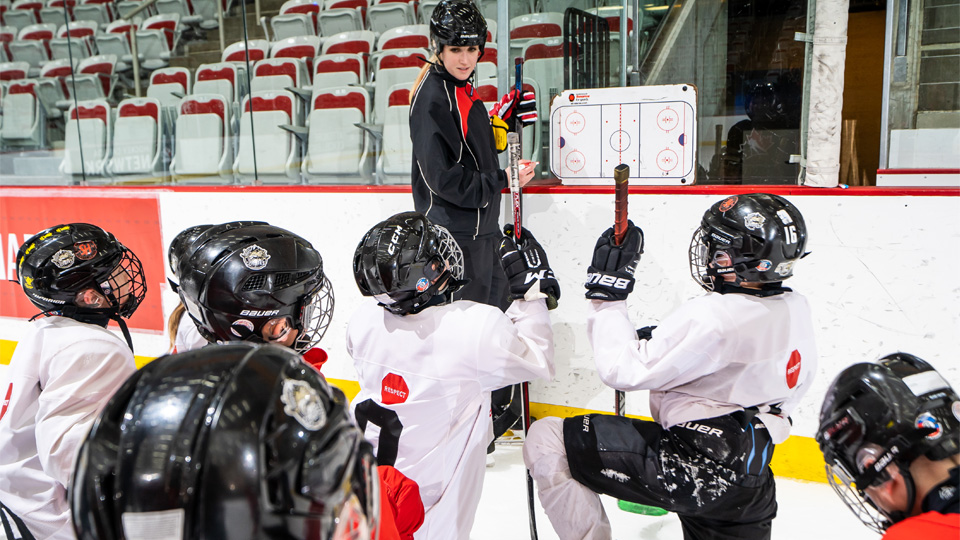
716, 281, 792, 297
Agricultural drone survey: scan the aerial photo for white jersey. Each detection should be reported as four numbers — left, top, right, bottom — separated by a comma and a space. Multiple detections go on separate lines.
588, 290, 817, 443
174, 313, 208, 353
0, 317, 137, 540
347, 299, 554, 540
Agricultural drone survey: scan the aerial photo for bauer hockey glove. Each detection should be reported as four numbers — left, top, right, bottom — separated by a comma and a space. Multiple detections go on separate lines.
499, 225, 561, 308
491, 114, 509, 152
584, 222, 644, 301
490, 88, 538, 132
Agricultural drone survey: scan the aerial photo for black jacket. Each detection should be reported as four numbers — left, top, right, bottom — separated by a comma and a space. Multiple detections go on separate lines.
410, 64, 506, 239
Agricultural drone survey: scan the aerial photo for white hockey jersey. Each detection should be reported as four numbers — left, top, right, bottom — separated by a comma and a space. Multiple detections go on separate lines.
347, 299, 554, 540
588, 290, 817, 444
0, 317, 137, 540
174, 313, 208, 353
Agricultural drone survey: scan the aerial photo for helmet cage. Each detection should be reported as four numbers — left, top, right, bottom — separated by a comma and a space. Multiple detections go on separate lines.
293, 274, 335, 352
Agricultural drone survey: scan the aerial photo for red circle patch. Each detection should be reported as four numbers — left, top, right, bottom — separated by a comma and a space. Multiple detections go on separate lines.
785, 350, 802, 389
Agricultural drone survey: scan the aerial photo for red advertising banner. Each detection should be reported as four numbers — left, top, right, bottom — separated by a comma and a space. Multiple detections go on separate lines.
0, 191, 164, 333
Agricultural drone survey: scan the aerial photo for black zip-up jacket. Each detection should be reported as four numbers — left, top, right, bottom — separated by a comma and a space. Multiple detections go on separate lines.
410, 64, 507, 239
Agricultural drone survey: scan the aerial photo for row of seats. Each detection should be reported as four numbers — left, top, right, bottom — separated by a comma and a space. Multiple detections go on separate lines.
0, 14, 182, 74
1, 0, 228, 32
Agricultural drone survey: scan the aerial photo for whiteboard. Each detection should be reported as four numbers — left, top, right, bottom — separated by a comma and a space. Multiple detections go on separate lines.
548, 84, 698, 185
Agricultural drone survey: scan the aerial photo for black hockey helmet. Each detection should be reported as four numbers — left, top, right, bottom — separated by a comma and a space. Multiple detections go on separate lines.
15, 223, 146, 321
429, 0, 487, 56
71, 343, 380, 540
816, 352, 960, 533
167, 224, 214, 278
689, 193, 808, 291
176, 221, 333, 352
353, 211, 464, 315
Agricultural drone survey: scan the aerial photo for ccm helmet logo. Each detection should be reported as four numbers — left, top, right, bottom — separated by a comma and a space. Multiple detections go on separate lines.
586, 272, 631, 290
386, 226, 403, 255
239, 309, 280, 317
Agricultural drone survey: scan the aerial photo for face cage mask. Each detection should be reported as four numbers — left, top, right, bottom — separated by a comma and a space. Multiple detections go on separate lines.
294, 275, 335, 353
433, 223, 464, 282
689, 227, 717, 291
824, 461, 892, 534
95, 250, 147, 319
330, 453, 380, 540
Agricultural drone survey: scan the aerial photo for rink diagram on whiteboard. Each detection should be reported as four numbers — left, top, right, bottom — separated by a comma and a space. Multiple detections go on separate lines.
549, 85, 697, 185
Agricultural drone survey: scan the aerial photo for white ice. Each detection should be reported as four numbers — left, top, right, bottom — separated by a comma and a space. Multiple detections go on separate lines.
473, 442, 876, 540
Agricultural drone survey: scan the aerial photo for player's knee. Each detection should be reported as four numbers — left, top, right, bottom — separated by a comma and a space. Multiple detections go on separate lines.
523, 416, 566, 467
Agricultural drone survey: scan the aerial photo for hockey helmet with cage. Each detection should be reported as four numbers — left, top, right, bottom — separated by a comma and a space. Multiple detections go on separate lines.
429, 0, 487, 56
15, 223, 146, 322
71, 343, 380, 540
689, 193, 807, 291
816, 352, 960, 533
175, 222, 333, 353
353, 211, 464, 315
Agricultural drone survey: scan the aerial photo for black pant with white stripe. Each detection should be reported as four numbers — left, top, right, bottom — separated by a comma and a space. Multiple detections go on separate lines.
563, 413, 777, 540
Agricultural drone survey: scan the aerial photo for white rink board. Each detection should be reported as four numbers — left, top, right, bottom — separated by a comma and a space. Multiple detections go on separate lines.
549, 85, 697, 185
0, 189, 957, 444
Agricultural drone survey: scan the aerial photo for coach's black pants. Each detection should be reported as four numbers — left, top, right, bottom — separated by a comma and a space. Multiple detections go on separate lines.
563, 413, 777, 540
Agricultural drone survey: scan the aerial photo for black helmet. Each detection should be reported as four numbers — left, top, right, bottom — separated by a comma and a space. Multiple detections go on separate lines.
689, 193, 808, 291
15, 223, 146, 321
176, 222, 333, 352
816, 353, 960, 533
71, 343, 380, 540
167, 224, 214, 278
353, 211, 464, 315
429, 0, 486, 55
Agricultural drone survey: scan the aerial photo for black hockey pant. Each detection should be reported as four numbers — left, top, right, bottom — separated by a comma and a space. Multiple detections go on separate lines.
563, 413, 777, 540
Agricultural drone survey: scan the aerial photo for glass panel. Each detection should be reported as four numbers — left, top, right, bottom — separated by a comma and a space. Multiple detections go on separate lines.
880, 0, 960, 185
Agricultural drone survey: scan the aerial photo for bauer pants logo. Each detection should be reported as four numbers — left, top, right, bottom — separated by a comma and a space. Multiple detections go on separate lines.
676, 421, 724, 437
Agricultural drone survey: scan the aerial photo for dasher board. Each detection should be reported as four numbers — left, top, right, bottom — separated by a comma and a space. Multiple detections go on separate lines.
549, 84, 697, 185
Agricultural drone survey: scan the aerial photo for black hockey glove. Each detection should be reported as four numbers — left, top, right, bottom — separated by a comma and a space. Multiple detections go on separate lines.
584, 221, 644, 301
637, 326, 657, 341
498, 225, 560, 308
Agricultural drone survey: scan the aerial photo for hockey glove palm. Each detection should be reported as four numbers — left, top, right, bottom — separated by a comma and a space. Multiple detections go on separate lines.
498, 225, 560, 308
584, 222, 644, 301
490, 89, 537, 132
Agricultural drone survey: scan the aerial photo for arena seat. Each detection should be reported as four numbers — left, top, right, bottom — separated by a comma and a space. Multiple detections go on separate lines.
171, 93, 233, 182
235, 90, 300, 182
64, 53, 116, 104
302, 85, 371, 183
379, 81, 411, 184
50, 19, 98, 61
109, 96, 164, 176
193, 61, 241, 103
5, 0, 42, 32
0, 61, 31, 81
135, 13, 180, 70
317, 0, 366, 36
147, 66, 190, 107
270, 35, 320, 62
376, 24, 428, 51
312, 53, 365, 89
222, 38, 269, 63
509, 11, 562, 60
367, 2, 415, 35
0, 79, 44, 149
417, 0, 438, 25
475, 42, 496, 82
8, 23, 56, 76
95, 19, 135, 71
61, 98, 112, 176
154, 0, 203, 27
37, 58, 72, 117
39, 0, 76, 25
521, 37, 562, 124
321, 29, 374, 74
0, 27, 15, 62
370, 47, 424, 123
72, 0, 115, 28
270, 0, 320, 39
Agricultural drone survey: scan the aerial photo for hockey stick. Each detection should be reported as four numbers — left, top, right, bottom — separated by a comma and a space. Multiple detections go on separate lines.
611, 163, 669, 517
509, 55, 539, 540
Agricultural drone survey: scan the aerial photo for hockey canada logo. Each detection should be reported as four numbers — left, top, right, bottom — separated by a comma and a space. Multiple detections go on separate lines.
718, 196, 738, 212
744, 212, 766, 230
416, 277, 429, 293
240, 244, 271, 270
281, 378, 327, 430
74, 240, 98, 260
916, 412, 943, 440
381, 373, 409, 405
785, 350, 802, 389
230, 319, 254, 337
51, 249, 76, 269
756, 260, 772, 272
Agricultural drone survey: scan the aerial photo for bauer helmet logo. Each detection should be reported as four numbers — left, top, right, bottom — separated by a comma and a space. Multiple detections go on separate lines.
280, 378, 327, 430
52, 249, 76, 269
744, 212, 766, 230
916, 412, 943, 440
74, 241, 98, 260
240, 244, 271, 270
719, 196, 738, 212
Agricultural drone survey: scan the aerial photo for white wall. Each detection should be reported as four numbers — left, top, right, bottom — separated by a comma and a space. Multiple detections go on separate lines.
1, 189, 956, 441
